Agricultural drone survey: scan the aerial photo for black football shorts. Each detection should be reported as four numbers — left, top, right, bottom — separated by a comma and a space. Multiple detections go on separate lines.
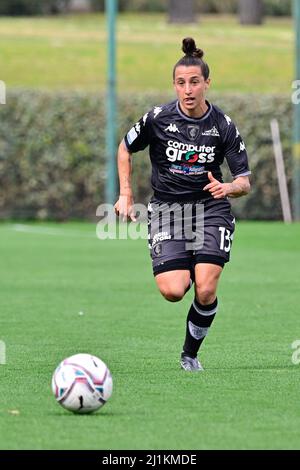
147, 197, 236, 276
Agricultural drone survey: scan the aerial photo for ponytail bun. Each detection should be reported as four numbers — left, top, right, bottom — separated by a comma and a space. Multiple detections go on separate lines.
182, 37, 204, 59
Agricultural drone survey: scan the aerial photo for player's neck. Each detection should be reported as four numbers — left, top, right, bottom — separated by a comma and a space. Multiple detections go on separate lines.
179, 100, 209, 119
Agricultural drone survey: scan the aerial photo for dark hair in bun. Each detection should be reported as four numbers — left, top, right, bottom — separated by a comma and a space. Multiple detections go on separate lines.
182, 37, 204, 59
173, 37, 209, 80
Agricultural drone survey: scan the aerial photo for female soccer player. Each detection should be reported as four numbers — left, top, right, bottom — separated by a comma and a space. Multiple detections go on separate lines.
114, 37, 251, 371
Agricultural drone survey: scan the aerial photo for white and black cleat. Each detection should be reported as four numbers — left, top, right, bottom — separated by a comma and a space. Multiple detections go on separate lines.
180, 354, 204, 372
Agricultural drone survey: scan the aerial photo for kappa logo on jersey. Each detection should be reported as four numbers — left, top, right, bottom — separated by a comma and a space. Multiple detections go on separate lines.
224, 114, 232, 126
143, 113, 149, 125
166, 140, 216, 164
153, 106, 162, 118
165, 123, 180, 133
202, 126, 220, 137
187, 125, 200, 141
235, 127, 240, 138
239, 141, 246, 153
147, 202, 153, 213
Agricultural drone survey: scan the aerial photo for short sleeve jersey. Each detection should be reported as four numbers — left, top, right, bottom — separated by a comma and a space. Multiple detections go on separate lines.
123, 100, 250, 201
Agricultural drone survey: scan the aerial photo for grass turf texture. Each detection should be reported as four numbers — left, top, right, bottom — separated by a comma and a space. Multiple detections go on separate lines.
0, 13, 293, 93
0, 221, 299, 450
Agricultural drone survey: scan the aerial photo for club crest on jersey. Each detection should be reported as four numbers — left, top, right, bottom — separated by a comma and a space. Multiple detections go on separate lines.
153, 243, 162, 256
187, 125, 200, 141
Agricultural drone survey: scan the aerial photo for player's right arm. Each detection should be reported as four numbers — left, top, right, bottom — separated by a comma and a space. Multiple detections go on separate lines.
114, 110, 152, 222
114, 140, 136, 222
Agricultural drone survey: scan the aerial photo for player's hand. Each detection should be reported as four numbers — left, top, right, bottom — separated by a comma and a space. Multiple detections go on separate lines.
203, 172, 231, 199
114, 194, 137, 222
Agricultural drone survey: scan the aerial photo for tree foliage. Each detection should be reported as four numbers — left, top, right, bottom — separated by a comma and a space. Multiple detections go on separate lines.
0, 0, 71, 16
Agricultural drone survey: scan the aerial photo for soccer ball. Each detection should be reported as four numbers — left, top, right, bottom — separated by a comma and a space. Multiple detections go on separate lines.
51, 353, 113, 414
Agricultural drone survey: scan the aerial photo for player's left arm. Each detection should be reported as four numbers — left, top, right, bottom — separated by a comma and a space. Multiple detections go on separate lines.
204, 117, 251, 199
224, 175, 250, 198
204, 172, 250, 199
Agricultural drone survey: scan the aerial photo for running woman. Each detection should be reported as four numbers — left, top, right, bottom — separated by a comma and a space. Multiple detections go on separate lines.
114, 37, 251, 371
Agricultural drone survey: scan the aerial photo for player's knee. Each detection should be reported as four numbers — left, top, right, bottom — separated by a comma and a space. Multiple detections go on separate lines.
159, 286, 185, 303
195, 285, 216, 305
162, 292, 184, 303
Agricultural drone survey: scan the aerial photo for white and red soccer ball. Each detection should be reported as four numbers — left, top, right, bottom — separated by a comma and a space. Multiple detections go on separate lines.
52, 353, 113, 413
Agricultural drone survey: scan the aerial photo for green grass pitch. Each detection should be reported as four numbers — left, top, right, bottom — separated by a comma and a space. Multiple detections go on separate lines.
0, 221, 299, 450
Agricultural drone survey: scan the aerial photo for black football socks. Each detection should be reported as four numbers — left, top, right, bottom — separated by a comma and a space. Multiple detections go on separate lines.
182, 297, 218, 358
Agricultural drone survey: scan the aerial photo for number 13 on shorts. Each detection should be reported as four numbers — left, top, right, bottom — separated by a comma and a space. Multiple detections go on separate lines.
219, 226, 234, 253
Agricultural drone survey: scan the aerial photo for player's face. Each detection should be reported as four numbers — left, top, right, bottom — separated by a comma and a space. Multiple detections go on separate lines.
173, 65, 210, 117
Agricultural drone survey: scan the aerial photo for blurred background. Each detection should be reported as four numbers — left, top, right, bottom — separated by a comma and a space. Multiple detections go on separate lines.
1, 1, 300, 452
0, 0, 294, 220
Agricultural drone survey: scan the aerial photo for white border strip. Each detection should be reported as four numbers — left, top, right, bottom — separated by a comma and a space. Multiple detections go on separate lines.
193, 300, 217, 316
8, 224, 96, 238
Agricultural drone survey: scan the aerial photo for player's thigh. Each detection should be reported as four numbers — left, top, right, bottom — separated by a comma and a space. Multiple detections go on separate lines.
155, 269, 191, 297
148, 199, 192, 277
194, 263, 223, 294
149, 238, 192, 300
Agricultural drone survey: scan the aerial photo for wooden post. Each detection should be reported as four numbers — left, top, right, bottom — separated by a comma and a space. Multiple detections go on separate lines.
270, 119, 292, 223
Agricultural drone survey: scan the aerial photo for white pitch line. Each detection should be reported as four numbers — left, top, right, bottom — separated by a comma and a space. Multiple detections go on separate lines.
9, 224, 97, 238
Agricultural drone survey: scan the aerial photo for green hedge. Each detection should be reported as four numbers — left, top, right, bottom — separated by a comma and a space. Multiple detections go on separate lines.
91, 0, 292, 16
0, 0, 71, 16
93, 0, 292, 15
263, 0, 291, 16
198, 0, 291, 16
0, 90, 292, 220
0, 0, 292, 16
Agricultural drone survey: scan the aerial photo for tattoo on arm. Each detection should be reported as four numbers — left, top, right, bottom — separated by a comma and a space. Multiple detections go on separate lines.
123, 176, 131, 189
228, 178, 250, 198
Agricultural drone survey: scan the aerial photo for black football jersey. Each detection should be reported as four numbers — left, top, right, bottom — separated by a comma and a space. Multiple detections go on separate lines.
123, 100, 250, 201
